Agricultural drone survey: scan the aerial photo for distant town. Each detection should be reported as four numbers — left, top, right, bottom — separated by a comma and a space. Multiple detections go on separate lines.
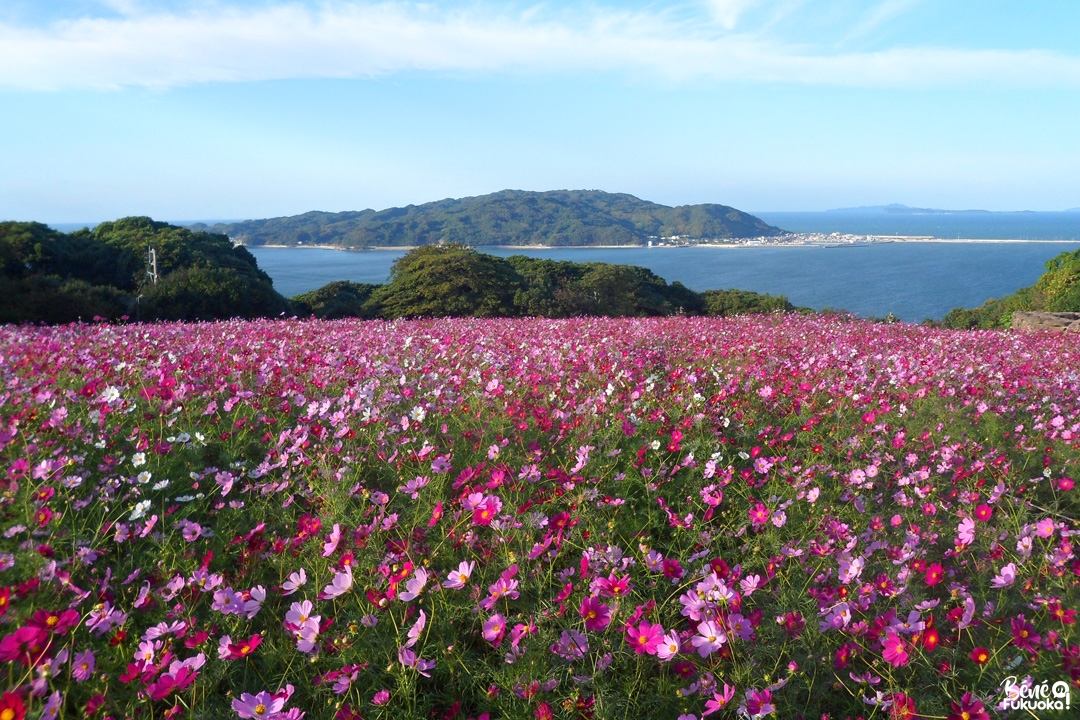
646, 232, 934, 247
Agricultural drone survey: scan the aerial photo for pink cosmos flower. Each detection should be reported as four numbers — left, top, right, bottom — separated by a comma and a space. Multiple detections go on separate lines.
550, 629, 588, 661
594, 573, 631, 599
72, 648, 95, 681
1010, 614, 1041, 651
948, 692, 989, 720
727, 613, 754, 641
1034, 518, 1055, 538
702, 684, 737, 716
625, 620, 664, 655
243, 586, 266, 619
744, 688, 775, 718
881, 632, 909, 667
749, 502, 770, 527
471, 495, 502, 526
483, 614, 507, 646
372, 690, 390, 705
212, 587, 245, 615
224, 634, 263, 660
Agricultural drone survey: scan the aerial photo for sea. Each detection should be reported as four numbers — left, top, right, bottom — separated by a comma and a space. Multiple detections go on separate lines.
246, 211, 1080, 323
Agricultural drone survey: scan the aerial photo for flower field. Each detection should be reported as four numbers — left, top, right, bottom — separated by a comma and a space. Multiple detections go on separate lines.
1, 314, 1078, 720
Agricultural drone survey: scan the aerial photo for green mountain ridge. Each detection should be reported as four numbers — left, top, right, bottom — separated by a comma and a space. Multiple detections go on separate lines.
194, 189, 783, 247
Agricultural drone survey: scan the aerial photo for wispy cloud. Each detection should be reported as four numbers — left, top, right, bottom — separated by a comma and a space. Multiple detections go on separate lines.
1, 1, 1079, 91
843, 0, 922, 40
703, 0, 762, 30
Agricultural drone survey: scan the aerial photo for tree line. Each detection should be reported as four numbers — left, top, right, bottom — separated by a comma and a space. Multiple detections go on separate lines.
0, 219, 797, 324
940, 248, 1080, 328
0, 218, 287, 323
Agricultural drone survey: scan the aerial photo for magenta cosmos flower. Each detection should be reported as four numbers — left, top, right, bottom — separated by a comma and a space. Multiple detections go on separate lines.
579, 597, 611, 632
624, 620, 664, 655
881, 632, 909, 667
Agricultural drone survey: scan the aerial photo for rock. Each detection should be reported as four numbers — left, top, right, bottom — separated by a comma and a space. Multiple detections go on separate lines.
1011, 311, 1080, 332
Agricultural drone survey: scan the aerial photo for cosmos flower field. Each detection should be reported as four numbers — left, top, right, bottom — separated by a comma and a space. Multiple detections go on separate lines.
1, 314, 1078, 720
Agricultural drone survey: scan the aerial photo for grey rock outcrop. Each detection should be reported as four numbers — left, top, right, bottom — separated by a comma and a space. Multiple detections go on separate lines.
1011, 311, 1080, 332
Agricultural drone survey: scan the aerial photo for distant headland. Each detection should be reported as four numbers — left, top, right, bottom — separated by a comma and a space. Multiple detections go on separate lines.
188, 190, 784, 249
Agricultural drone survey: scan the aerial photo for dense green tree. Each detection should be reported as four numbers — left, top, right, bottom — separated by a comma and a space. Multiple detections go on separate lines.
701, 288, 796, 317
369, 245, 522, 318
144, 266, 288, 321
292, 281, 381, 319
0, 275, 131, 324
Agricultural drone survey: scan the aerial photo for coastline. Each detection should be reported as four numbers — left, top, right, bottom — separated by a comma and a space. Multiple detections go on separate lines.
245, 238, 1080, 252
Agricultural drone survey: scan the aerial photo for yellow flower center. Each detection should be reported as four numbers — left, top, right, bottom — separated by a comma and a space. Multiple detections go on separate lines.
2, 708, 15, 720
255, 704, 267, 716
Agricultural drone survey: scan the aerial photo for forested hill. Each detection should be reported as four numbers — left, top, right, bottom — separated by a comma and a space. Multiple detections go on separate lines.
195, 190, 783, 248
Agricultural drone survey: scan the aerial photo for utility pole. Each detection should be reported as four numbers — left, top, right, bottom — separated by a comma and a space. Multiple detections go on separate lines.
148, 247, 159, 285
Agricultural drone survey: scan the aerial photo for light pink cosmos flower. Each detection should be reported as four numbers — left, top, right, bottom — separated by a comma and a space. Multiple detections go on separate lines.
212, 587, 245, 616
1034, 518, 1055, 538
319, 565, 353, 600
244, 586, 266, 619
398, 568, 429, 602
740, 574, 762, 597
479, 576, 520, 610
281, 569, 307, 596
285, 600, 320, 628
232, 691, 284, 719
442, 560, 474, 590
656, 630, 682, 662
956, 517, 975, 546
990, 562, 1017, 588
321, 524, 341, 557
398, 646, 434, 677
691, 620, 727, 657
550, 628, 588, 661
405, 610, 427, 648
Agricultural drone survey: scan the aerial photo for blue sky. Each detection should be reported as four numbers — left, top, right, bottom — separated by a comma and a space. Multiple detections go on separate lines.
2, 1, 1079, 222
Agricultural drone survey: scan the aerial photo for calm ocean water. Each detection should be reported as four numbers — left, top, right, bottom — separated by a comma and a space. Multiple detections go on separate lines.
754, 211, 1080, 240
251, 241, 1080, 323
